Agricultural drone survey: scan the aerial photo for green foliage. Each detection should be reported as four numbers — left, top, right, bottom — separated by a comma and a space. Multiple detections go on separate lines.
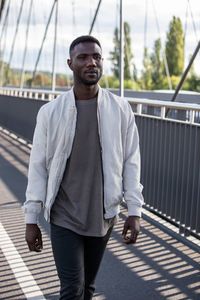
1, 13, 199, 93
0, 60, 10, 85
29, 72, 51, 87
110, 27, 120, 78
159, 74, 200, 92
110, 21, 134, 80
165, 16, 184, 76
124, 22, 133, 79
56, 74, 70, 87
185, 74, 200, 92
100, 75, 140, 90
141, 47, 152, 90
124, 79, 140, 90
162, 75, 180, 89
140, 16, 185, 90
150, 39, 165, 89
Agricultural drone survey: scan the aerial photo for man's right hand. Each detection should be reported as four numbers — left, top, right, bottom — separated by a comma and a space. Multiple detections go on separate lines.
25, 224, 43, 252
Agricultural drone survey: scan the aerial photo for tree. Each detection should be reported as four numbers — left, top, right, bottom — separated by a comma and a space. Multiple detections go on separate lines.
110, 21, 134, 80
185, 61, 200, 92
0, 58, 10, 86
150, 38, 164, 89
141, 47, 152, 90
165, 16, 184, 76
186, 74, 200, 92
30, 72, 51, 87
110, 27, 120, 78
124, 22, 133, 79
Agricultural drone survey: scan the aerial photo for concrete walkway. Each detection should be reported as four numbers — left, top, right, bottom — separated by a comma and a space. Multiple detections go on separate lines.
0, 128, 199, 300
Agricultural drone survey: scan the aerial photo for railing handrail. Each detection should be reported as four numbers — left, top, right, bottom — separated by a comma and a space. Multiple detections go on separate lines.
129, 98, 200, 111
0, 86, 61, 96
1, 86, 200, 110
1, 87, 200, 124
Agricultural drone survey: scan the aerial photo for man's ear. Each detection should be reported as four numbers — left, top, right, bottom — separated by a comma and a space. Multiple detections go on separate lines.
67, 58, 73, 70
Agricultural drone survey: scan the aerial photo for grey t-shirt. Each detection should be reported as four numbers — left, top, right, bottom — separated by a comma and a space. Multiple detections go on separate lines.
50, 98, 115, 236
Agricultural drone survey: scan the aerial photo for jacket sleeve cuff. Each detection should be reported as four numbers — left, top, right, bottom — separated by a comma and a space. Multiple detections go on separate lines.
25, 212, 39, 224
127, 204, 142, 217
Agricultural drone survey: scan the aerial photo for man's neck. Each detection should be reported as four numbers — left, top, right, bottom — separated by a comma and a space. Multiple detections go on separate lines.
73, 84, 99, 100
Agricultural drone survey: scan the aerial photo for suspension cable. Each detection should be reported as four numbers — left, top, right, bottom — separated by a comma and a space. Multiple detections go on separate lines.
0, 0, 9, 85
7, 0, 24, 72
20, 0, 33, 89
0, 0, 6, 20
72, 0, 76, 35
188, 0, 199, 43
0, 0, 10, 43
187, 0, 200, 61
144, 0, 148, 50
89, 0, 102, 35
184, 0, 189, 42
31, 0, 57, 87
152, 0, 172, 90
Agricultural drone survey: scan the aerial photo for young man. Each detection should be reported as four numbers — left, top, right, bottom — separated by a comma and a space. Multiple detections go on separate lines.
24, 35, 144, 300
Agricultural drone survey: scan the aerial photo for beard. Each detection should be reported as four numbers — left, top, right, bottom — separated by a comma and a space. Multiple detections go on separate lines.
75, 70, 102, 86
81, 77, 100, 85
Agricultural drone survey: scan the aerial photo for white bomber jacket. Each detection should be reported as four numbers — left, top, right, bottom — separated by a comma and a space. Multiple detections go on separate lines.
24, 87, 144, 224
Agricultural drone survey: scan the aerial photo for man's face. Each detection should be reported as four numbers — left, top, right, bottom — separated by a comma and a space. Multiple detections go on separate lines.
68, 42, 103, 85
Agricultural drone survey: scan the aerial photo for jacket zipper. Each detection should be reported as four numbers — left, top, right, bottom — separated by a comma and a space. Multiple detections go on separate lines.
47, 107, 77, 221
97, 104, 106, 214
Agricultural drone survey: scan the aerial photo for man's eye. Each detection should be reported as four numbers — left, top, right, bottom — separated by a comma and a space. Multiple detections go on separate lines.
94, 55, 101, 60
78, 55, 86, 59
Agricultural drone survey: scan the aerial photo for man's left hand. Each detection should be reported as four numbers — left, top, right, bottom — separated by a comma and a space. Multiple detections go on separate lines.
122, 216, 141, 244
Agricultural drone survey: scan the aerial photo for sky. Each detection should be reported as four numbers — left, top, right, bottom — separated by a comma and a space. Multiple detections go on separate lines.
0, 0, 200, 77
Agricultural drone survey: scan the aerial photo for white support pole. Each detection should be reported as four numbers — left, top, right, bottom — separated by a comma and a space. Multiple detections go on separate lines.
119, 0, 124, 97
52, 0, 58, 92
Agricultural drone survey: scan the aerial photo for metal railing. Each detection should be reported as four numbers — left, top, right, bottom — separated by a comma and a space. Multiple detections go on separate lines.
1, 87, 200, 124
0, 87, 200, 239
129, 98, 200, 125
0, 87, 60, 101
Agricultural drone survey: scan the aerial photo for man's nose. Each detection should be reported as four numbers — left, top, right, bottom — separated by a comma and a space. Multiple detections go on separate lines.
86, 56, 96, 66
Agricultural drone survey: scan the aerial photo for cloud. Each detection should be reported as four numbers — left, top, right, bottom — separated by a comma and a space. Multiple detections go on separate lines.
0, 0, 199, 75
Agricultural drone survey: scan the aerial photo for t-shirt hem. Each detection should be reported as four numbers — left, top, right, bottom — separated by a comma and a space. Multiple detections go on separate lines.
50, 220, 113, 237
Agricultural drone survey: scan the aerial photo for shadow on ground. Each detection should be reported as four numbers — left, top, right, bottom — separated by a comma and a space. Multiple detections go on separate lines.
0, 130, 199, 300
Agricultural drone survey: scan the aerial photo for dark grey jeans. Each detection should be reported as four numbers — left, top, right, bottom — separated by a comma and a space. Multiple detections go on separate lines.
50, 223, 113, 300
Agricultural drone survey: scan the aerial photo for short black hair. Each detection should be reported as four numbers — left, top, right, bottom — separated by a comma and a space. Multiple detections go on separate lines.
69, 35, 102, 56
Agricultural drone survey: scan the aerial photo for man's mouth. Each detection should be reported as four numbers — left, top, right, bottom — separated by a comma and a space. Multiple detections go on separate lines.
85, 70, 98, 75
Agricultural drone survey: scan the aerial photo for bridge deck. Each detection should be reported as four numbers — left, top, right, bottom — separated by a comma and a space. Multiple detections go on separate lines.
0, 129, 199, 300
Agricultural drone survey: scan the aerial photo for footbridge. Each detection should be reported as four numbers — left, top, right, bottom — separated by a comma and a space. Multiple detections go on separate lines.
0, 88, 199, 300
